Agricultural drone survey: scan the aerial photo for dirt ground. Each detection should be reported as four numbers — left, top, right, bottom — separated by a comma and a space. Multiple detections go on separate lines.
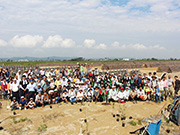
0, 98, 179, 135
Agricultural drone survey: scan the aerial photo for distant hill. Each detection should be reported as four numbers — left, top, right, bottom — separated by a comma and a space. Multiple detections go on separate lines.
0, 56, 72, 61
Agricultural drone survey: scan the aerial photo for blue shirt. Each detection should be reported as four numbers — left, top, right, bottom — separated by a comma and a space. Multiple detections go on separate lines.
27, 83, 36, 92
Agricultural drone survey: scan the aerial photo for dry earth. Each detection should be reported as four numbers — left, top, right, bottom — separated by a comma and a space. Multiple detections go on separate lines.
0, 99, 179, 135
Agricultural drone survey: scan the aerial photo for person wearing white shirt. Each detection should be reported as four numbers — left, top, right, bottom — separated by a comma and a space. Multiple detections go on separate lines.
69, 88, 76, 104
109, 86, 118, 102
61, 77, 68, 87
167, 75, 174, 97
62, 90, 69, 103
118, 88, 126, 102
12, 79, 19, 101
125, 87, 130, 100
76, 89, 84, 102
137, 87, 146, 101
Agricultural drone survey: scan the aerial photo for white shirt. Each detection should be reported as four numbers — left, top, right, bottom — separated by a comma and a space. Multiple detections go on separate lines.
109, 89, 118, 100
69, 90, 76, 100
118, 91, 126, 99
77, 92, 84, 100
12, 82, 19, 92
27, 83, 36, 92
137, 89, 145, 97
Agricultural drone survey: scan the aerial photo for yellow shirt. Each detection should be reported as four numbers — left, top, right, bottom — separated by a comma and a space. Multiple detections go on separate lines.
144, 87, 151, 93
55, 80, 61, 87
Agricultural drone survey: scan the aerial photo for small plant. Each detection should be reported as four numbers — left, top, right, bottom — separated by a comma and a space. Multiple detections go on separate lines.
165, 117, 169, 123
129, 120, 137, 126
112, 102, 115, 109
38, 124, 47, 132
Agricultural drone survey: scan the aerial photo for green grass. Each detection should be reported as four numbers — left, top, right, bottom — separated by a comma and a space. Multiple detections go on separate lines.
11, 116, 31, 124
129, 120, 137, 126
0, 59, 180, 67
38, 124, 47, 132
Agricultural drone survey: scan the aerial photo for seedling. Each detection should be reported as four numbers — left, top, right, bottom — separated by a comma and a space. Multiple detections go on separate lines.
129, 120, 137, 126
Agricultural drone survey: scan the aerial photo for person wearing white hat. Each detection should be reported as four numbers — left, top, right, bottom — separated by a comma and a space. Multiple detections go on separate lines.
19, 96, 28, 110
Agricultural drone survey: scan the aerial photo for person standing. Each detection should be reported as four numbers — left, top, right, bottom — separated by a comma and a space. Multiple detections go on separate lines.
162, 77, 168, 101
174, 76, 180, 97
12, 79, 20, 102
19, 75, 28, 98
167, 75, 174, 97
27, 79, 36, 101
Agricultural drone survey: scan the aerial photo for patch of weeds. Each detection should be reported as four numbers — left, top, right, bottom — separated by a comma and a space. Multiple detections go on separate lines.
165, 117, 169, 123
38, 124, 47, 132
129, 120, 137, 126
11, 116, 31, 124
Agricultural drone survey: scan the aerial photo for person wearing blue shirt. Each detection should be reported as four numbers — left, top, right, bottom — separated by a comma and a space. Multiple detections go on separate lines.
19, 96, 28, 110
27, 79, 36, 102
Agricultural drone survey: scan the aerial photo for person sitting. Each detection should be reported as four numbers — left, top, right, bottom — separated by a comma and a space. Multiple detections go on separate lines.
43, 91, 50, 105
49, 90, 55, 104
137, 87, 146, 101
53, 89, 60, 103
87, 89, 93, 102
69, 87, 76, 104
35, 92, 44, 107
10, 97, 18, 111
76, 89, 84, 103
129, 87, 137, 104
19, 96, 28, 110
109, 86, 118, 103
125, 87, 130, 101
27, 98, 36, 109
144, 84, 151, 101
62, 90, 69, 103
93, 87, 100, 102
83, 89, 88, 102
117, 87, 126, 103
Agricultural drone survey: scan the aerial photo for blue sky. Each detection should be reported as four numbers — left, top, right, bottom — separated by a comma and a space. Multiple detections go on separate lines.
0, 0, 180, 58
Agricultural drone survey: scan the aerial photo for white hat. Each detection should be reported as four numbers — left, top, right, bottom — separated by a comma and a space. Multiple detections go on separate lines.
49, 90, 54, 94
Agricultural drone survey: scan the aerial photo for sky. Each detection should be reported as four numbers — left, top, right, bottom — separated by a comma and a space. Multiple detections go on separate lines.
0, 0, 180, 59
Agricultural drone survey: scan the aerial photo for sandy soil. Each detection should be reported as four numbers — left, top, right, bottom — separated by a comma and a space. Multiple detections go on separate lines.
0, 98, 179, 135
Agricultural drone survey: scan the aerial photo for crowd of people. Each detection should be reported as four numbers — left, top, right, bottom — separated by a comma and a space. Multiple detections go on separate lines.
0, 64, 179, 111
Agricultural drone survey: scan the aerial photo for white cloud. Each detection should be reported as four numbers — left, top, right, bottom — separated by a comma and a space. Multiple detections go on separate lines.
111, 41, 120, 48
95, 43, 107, 49
61, 38, 75, 48
9, 35, 43, 48
83, 39, 96, 48
42, 35, 63, 48
0, 39, 7, 46
112, 43, 165, 50
42, 35, 75, 48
